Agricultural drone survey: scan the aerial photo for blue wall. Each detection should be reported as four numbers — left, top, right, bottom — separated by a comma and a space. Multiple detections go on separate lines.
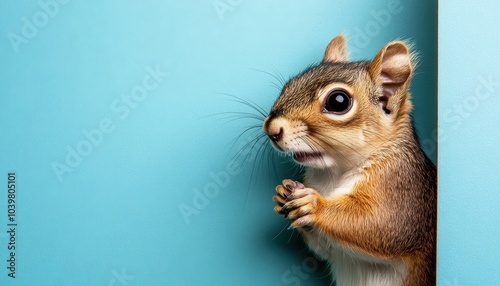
438, 1, 500, 285
0, 0, 454, 285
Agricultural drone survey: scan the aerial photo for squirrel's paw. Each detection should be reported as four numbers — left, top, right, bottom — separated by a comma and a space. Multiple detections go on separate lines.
273, 179, 304, 216
274, 179, 319, 230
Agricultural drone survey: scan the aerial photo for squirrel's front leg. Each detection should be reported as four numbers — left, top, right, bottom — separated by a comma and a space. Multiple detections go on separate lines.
274, 178, 418, 262
273, 179, 323, 230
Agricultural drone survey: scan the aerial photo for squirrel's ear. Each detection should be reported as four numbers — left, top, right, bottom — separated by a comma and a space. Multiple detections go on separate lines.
323, 35, 349, 63
368, 41, 414, 115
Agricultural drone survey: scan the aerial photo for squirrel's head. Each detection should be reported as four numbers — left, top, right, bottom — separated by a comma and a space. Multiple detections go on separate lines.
262, 35, 416, 169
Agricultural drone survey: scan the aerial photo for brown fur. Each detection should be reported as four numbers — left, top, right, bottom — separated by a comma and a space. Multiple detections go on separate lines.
265, 35, 436, 285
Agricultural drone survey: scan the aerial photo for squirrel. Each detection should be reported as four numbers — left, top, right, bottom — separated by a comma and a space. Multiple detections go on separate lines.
262, 35, 436, 286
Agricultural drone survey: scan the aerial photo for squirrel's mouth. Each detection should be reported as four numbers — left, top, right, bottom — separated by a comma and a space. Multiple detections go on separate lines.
293, 152, 325, 163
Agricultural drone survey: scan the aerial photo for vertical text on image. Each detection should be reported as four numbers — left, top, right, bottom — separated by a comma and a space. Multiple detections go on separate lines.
6, 172, 17, 278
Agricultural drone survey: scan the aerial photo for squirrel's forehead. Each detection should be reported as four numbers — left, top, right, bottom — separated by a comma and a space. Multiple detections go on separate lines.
303, 62, 369, 84
286, 64, 368, 94
270, 62, 370, 113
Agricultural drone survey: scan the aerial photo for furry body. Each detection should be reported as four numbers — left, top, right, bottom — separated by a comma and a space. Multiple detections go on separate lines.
264, 35, 436, 285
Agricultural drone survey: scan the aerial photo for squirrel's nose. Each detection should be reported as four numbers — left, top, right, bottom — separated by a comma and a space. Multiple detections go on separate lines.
269, 127, 283, 142
263, 116, 287, 143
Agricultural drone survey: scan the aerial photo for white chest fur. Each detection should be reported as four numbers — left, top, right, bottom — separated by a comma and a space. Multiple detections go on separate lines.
305, 168, 360, 198
303, 169, 408, 286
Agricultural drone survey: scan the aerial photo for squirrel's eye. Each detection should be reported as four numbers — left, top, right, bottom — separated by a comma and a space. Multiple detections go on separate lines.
324, 90, 352, 114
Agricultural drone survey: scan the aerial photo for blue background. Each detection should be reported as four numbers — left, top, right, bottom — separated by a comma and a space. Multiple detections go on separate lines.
439, 1, 500, 285
0, 0, 491, 285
